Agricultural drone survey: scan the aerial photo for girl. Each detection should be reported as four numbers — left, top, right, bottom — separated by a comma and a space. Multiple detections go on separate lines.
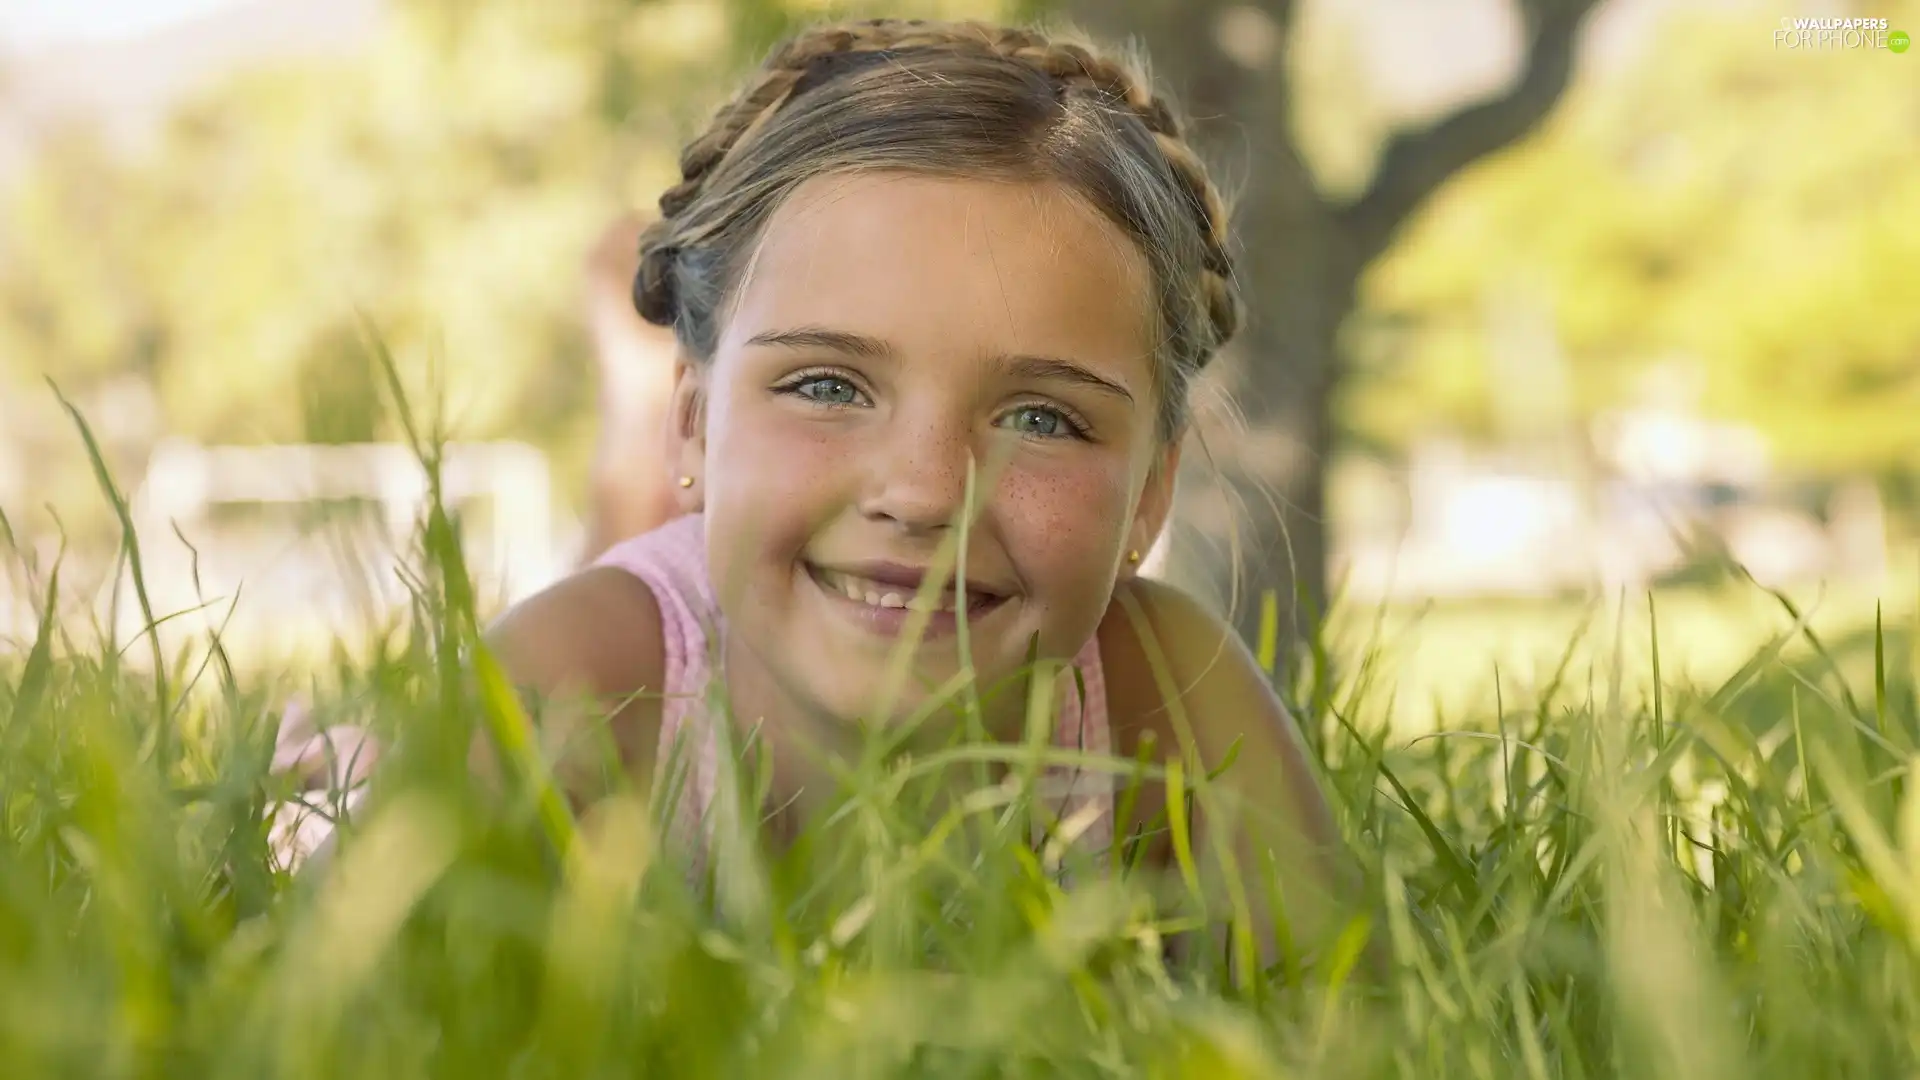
486, 18, 1360, 968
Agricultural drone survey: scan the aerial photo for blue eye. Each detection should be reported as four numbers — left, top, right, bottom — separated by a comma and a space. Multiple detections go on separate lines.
1000, 405, 1071, 438
792, 375, 863, 406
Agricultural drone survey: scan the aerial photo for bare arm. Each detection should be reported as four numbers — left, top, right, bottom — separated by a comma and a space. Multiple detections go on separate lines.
1100, 577, 1375, 982
482, 566, 669, 796
284, 567, 667, 878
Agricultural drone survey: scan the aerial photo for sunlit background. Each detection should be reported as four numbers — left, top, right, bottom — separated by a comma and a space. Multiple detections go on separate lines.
2, 0, 1915, 729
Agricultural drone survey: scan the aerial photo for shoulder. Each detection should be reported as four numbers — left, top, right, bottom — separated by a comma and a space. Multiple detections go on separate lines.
494, 514, 708, 723
484, 563, 669, 792
486, 565, 668, 716
1095, 579, 1361, 973
1094, 576, 1291, 769
1097, 578, 1270, 719
590, 513, 714, 616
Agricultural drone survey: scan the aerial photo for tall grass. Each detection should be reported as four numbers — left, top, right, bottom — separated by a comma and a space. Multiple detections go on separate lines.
3, 401, 1919, 1077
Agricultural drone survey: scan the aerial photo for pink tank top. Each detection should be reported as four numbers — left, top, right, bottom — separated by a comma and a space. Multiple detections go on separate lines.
594, 514, 1116, 867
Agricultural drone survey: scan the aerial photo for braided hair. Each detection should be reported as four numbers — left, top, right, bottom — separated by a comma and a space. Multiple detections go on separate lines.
634, 18, 1239, 439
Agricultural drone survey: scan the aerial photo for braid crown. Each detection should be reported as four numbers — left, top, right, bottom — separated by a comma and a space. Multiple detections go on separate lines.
637, 18, 1241, 374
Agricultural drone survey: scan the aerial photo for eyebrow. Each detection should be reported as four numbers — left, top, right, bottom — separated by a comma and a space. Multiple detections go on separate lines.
744, 326, 891, 358
744, 325, 1136, 405
1004, 355, 1134, 405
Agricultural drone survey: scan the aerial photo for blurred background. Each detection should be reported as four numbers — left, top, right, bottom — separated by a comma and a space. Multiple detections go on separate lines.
1, 0, 1915, 728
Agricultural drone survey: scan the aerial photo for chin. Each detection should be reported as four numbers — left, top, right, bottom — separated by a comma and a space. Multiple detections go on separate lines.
802, 659, 968, 731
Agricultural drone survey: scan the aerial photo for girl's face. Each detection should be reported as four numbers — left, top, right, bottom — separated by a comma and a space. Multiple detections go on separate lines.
676, 172, 1176, 727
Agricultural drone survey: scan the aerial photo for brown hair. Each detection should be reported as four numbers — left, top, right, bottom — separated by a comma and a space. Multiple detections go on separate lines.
632, 18, 1240, 441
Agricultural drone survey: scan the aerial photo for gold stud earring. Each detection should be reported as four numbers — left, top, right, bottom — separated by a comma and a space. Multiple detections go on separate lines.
678, 475, 694, 489
1126, 549, 1141, 566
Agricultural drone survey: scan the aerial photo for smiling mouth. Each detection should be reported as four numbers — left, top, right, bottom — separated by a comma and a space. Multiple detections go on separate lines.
805, 564, 1008, 617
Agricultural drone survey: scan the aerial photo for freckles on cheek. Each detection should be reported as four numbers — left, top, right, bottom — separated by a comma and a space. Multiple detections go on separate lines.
996, 460, 1134, 569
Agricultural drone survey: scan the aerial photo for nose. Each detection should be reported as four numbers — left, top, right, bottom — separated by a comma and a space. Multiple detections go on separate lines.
856, 407, 974, 535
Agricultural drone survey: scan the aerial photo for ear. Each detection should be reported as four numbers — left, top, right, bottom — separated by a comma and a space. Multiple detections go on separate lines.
1125, 435, 1182, 575
666, 356, 708, 513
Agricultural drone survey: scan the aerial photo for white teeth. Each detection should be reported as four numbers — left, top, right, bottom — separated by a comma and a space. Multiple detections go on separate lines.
816, 568, 973, 613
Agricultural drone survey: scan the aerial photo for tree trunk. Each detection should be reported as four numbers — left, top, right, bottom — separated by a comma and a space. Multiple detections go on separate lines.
1069, 0, 1602, 661
1198, 251, 1358, 654
1068, 0, 1333, 651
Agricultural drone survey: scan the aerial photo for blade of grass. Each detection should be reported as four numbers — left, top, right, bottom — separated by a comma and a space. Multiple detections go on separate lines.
469, 642, 576, 859
51, 381, 170, 758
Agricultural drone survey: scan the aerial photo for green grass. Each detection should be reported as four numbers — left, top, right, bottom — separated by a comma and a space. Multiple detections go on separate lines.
6, 407, 1920, 1077
1327, 563, 1920, 736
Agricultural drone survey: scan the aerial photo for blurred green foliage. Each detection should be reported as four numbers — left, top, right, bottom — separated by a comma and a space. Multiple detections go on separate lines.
0, 0, 1016, 508
2, 0, 1916, 511
1349, 1, 1920, 480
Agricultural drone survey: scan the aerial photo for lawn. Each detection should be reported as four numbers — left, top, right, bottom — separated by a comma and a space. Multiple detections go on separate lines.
3, 423, 1919, 1077
1329, 558, 1919, 735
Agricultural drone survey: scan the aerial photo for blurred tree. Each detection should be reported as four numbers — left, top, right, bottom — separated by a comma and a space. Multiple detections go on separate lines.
0, 0, 1013, 531
2, 0, 690, 475
1068, 0, 1602, 650
11, 0, 1913, 630
1350, 3, 1920, 488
